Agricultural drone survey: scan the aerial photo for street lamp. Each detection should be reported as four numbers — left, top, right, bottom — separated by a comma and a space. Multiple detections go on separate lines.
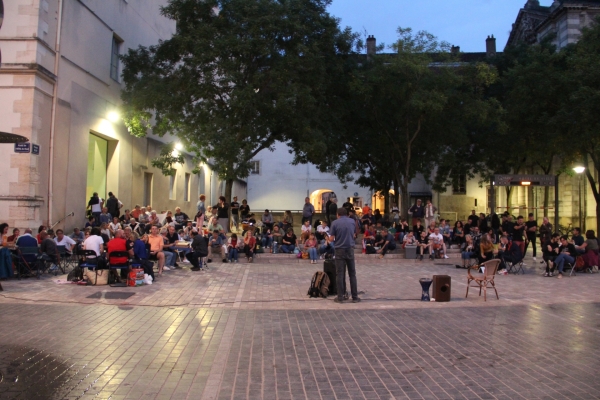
573, 165, 585, 230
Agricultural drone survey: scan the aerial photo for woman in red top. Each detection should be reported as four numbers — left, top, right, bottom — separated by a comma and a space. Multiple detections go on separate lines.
36, 225, 47, 244
243, 231, 256, 263
305, 233, 319, 264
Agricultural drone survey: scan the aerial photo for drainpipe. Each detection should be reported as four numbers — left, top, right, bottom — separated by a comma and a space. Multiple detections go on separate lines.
48, 0, 65, 226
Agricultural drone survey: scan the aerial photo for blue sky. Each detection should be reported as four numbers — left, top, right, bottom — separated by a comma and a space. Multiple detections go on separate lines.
327, 0, 546, 52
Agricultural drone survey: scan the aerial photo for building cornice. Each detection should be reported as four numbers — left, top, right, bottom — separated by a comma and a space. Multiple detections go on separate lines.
0, 63, 57, 83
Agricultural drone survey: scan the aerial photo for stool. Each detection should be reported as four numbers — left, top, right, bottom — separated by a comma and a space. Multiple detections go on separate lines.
419, 278, 432, 301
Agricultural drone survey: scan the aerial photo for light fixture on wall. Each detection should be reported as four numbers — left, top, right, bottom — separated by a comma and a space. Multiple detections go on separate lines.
107, 111, 120, 122
573, 164, 586, 230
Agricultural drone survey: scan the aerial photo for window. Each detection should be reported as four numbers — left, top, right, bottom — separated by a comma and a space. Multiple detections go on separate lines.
169, 174, 176, 200
110, 36, 122, 81
249, 160, 260, 175
184, 173, 191, 202
452, 174, 467, 195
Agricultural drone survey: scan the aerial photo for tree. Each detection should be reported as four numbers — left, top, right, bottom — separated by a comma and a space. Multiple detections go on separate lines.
563, 17, 600, 233
295, 28, 500, 219
120, 0, 355, 203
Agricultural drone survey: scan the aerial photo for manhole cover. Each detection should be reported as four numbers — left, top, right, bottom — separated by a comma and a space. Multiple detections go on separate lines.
86, 292, 135, 300
105, 292, 135, 300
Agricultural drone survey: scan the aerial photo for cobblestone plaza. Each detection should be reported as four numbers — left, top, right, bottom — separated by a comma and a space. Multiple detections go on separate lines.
1, 258, 600, 399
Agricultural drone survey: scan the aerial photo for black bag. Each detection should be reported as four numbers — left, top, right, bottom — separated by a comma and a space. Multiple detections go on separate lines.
323, 260, 337, 295
365, 245, 376, 254
307, 271, 330, 298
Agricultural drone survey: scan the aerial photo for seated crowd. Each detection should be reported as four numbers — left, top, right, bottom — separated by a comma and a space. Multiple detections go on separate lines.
2, 195, 598, 281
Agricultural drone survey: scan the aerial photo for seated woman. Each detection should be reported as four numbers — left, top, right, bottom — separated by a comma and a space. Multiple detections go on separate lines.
242, 230, 256, 263
162, 210, 176, 227
427, 221, 436, 235
261, 227, 274, 249
453, 221, 465, 245
100, 222, 111, 242
227, 233, 240, 263
280, 228, 297, 253
304, 233, 319, 264
402, 231, 418, 247
413, 219, 424, 238
580, 230, 599, 269
458, 234, 476, 268
316, 220, 329, 243
395, 219, 409, 243
300, 220, 312, 243
477, 233, 495, 264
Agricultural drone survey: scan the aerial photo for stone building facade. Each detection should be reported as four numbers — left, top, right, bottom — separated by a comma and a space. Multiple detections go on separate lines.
0, 0, 244, 233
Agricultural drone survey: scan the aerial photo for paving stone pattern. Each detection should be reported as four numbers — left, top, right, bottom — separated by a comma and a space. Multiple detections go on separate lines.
1, 304, 600, 399
1, 255, 600, 399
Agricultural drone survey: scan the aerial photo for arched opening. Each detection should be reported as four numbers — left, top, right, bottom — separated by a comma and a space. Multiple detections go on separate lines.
310, 189, 336, 212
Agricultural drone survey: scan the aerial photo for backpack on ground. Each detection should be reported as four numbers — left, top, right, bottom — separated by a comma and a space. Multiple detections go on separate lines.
365, 244, 377, 254
307, 271, 330, 298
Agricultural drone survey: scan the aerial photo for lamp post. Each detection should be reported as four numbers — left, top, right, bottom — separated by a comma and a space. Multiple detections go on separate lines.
573, 166, 585, 230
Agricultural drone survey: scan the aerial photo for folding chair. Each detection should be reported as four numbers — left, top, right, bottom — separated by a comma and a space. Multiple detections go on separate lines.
79, 249, 100, 278
568, 257, 593, 276
108, 251, 130, 285
13, 247, 39, 279
505, 257, 525, 275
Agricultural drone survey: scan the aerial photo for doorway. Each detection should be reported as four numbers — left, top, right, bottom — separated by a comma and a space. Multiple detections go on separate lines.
86, 134, 107, 202
144, 172, 153, 207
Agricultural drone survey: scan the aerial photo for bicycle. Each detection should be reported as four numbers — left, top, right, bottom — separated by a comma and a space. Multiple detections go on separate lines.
557, 223, 573, 238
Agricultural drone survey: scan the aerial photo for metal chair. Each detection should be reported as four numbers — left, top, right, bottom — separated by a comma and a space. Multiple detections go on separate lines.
78, 249, 100, 275
466, 259, 501, 301
505, 257, 525, 275
12, 247, 39, 279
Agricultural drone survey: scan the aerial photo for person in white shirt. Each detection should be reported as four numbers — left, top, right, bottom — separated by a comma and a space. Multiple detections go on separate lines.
428, 227, 448, 259
402, 231, 418, 246
109, 217, 122, 237
54, 229, 76, 254
83, 228, 105, 256
316, 220, 330, 243
300, 220, 312, 243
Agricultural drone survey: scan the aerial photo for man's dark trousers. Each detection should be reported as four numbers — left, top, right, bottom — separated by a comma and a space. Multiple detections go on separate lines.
335, 248, 357, 300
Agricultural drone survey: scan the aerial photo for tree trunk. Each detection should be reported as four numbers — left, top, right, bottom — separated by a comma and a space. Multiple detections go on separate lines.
225, 178, 234, 228
393, 178, 400, 211
543, 186, 549, 218
400, 181, 410, 220
505, 186, 513, 215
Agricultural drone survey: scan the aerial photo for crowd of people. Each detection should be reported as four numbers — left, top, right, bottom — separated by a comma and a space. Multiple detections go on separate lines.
1, 193, 598, 281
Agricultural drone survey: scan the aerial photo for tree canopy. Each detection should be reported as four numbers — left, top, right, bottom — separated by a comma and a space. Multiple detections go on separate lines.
121, 0, 356, 200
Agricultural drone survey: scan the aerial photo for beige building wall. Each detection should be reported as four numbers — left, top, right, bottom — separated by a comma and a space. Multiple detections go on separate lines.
0, 0, 245, 233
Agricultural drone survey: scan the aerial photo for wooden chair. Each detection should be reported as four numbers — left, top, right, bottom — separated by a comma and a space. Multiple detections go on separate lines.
466, 259, 501, 301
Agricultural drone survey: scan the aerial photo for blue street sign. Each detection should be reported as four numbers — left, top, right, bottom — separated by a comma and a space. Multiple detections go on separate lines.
32, 144, 40, 155
14, 143, 30, 153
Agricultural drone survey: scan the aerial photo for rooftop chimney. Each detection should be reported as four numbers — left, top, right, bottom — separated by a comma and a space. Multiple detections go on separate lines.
451, 45, 460, 55
366, 35, 376, 58
486, 35, 497, 57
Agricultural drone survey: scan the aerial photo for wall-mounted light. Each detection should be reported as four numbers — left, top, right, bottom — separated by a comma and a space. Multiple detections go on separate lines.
521, 181, 531, 186
573, 166, 585, 174
107, 111, 120, 122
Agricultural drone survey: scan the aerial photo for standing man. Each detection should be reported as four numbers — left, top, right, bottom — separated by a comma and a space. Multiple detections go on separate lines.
467, 210, 479, 228
512, 216, 526, 255
302, 197, 315, 225
524, 213, 538, 260
106, 192, 122, 219
230, 196, 240, 231
87, 192, 103, 225
325, 197, 333, 226
329, 207, 360, 303
408, 199, 425, 226
424, 199, 437, 228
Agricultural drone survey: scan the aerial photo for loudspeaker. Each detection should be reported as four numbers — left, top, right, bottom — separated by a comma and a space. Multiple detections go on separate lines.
432, 275, 451, 302
323, 260, 337, 295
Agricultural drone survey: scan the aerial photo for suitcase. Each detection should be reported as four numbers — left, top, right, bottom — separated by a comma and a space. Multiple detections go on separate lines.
323, 259, 337, 295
